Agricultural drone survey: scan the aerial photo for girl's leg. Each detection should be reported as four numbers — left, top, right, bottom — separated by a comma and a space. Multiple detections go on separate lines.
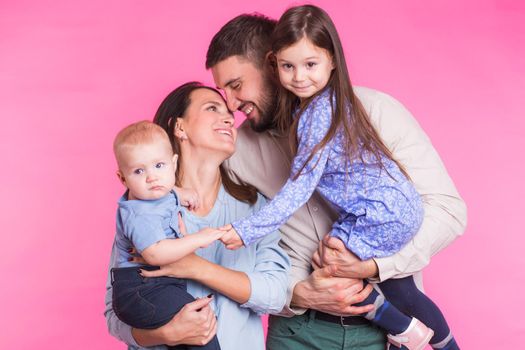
379, 276, 459, 350
355, 280, 412, 334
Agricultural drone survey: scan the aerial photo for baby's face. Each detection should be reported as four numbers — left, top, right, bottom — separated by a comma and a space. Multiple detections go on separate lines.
117, 141, 177, 200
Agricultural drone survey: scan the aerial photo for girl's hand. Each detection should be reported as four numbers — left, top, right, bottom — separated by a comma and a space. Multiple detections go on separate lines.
218, 224, 244, 250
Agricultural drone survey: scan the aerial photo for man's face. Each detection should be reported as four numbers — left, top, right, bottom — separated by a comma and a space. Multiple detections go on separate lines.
211, 55, 276, 132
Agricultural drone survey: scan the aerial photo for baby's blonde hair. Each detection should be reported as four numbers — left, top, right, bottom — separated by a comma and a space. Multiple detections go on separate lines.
113, 120, 173, 166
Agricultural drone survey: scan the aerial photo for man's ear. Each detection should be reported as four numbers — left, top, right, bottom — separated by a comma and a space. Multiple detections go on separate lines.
116, 170, 126, 186
266, 51, 277, 73
174, 118, 188, 140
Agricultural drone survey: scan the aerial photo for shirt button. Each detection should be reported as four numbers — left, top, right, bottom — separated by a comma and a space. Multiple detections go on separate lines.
312, 206, 318, 212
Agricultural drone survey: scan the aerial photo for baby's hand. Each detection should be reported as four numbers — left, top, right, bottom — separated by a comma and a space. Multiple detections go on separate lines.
194, 228, 224, 248
218, 224, 244, 250
175, 186, 200, 211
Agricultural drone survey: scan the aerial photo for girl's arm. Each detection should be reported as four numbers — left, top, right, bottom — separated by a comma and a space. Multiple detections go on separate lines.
231, 93, 334, 246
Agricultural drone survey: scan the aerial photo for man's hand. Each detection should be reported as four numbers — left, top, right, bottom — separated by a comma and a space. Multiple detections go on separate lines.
134, 296, 217, 347
218, 224, 244, 250
292, 265, 374, 316
175, 186, 200, 211
312, 235, 378, 279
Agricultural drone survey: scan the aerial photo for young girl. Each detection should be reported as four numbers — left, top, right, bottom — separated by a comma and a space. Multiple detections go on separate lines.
220, 5, 458, 350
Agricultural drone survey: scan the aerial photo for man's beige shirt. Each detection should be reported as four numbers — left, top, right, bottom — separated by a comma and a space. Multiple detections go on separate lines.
224, 87, 467, 316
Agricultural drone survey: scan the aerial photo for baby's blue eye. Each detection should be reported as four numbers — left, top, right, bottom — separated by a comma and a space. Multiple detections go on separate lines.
134, 169, 144, 175
155, 162, 165, 169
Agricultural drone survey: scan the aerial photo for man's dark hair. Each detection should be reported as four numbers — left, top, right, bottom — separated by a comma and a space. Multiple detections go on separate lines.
206, 13, 276, 69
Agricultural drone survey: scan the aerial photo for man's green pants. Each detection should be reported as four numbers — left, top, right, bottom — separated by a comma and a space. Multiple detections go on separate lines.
266, 311, 386, 350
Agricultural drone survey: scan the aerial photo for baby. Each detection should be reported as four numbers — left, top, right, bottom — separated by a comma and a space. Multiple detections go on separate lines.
110, 120, 221, 350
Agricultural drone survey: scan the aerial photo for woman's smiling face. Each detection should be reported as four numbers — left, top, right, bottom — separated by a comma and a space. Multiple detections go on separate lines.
178, 88, 237, 159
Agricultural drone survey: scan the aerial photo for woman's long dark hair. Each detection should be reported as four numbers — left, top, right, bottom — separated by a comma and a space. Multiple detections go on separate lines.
153, 81, 258, 205
272, 5, 409, 180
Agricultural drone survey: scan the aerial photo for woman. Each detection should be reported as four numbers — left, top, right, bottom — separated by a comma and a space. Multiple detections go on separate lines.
104, 82, 290, 349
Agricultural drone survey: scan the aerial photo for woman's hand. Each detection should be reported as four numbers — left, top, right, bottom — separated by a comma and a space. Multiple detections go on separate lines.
218, 224, 244, 250
133, 296, 217, 347
162, 297, 217, 346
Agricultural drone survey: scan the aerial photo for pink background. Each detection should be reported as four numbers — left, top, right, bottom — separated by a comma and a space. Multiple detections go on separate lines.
1, 0, 524, 348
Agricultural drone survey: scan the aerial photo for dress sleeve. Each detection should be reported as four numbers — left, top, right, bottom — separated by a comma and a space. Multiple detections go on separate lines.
232, 95, 333, 246
104, 239, 140, 347
240, 196, 291, 315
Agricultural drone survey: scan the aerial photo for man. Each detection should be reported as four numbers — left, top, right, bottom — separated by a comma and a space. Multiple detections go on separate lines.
207, 13, 467, 350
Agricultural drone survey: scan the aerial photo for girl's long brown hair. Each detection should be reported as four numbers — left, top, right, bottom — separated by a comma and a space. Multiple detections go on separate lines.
272, 5, 409, 180
153, 82, 258, 205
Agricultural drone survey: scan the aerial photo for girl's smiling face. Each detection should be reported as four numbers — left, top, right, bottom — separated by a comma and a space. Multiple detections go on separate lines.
275, 36, 335, 99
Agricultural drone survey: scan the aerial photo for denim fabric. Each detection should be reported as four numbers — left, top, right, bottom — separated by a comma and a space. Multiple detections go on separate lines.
112, 266, 220, 350
105, 187, 290, 350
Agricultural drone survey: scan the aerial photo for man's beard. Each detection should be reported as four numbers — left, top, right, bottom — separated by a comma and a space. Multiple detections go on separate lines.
249, 77, 278, 133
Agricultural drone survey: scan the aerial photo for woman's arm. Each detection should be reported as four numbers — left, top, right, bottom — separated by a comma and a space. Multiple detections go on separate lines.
141, 211, 290, 313
104, 241, 140, 346
240, 228, 291, 314
141, 253, 251, 304
105, 241, 217, 348
132, 297, 217, 347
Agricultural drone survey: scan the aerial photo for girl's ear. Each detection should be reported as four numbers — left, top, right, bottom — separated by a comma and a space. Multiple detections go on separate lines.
330, 56, 336, 71
116, 170, 126, 186
174, 118, 188, 140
